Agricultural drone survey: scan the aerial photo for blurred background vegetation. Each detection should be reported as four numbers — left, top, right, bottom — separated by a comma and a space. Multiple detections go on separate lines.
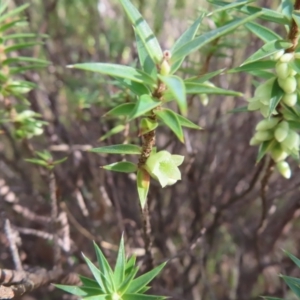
1, 0, 300, 299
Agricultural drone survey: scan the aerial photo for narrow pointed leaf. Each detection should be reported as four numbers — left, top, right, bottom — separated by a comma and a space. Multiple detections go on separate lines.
135, 32, 157, 78
280, 275, 300, 297
102, 161, 137, 173
3, 57, 49, 65
0, 3, 29, 23
129, 94, 161, 120
83, 295, 110, 300
0, 18, 27, 33
98, 125, 125, 142
245, 22, 281, 42
93, 242, 115, 291
118, 265, 139, 294
79, 276, 101, 288
171, 13, 262, 64
5, 42, 43, 53
171, 14, 204, 73
3, 33, 48, 40
228, 106, 248, 113
55, 284, 103, 297
116, 77, 150, 96
239, 6, 289, 25
114, 235, 126, 287
119, 0, 163, 64
284, 251, 300, 269
159, 75, 187, 115
184, 69, 225, 83
155, 109, 184, 143
229, 60, 276, 73
175, 113, 202, 129
137, 168, 150, 208
256, 140, 276, 162
122, 294, 166, 300
268, 79, 283, 117
127, 262, 167, 293
184, 82, 242, 96
104, 103, 135, 118
242, 40, 292, 65
69, 63, 156, 87
90, 144, 142, 155
82, 254, 107, 292
207, 0, 254, 16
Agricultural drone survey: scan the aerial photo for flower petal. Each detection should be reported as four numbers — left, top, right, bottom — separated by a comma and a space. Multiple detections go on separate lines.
170, 155, 184, 166
159, 161, 181, 180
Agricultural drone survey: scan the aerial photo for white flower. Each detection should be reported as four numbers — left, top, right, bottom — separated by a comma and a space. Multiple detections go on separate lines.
144, 150, 184, 188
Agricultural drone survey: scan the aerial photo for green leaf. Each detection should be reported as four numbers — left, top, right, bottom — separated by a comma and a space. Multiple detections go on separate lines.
79, 276, 101, 288
93, 242, 115, 292
114, 235, 126, 288
284, 250, 300, 269
104, 103, 135, 118
137, 168, 150, 209
135, 31, 157, 78
229, 60, 276, 73
228, 106, 249, 113
122, 294, 166, 300
243, 40, 292, 65
248, 69, 275, 79
113, 78, 150, 96
5, 42, 43, 53
184, 82, 242, 96
90, 144, 142, 155
119, 0, 163, 64
0, 18, 27, 33
171, 13, 262, 64
118, 265, 139, 294
170, 14, 204, 73
280, 275, 300, 298
3, 33, 48, 40
129, 95, 161, 121
155, 108, 184, 143
158, 75, 187, 115
98, 125, 125, 142
174, 113, 202, 130
102, 161, 137, 173
184, 69, 225, 83
281, 0, 293, 20
69, 63, 156, 88
82, 254, 107, 293
268, 79, 284, 117
126, 262, 167, 293
139, 118, 159, 136
239, 6, 289, 25
245, 22, 281, 42
207, 0, 255, 16
54, 284, 103, 297
25, 158, 49, 168
0, 3, 29, 23
82, 295, 110, 300
256, 140, 276, 162
3, 56, 49, 65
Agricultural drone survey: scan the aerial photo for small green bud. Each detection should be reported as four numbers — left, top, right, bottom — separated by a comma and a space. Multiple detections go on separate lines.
270, 144, 288, 162
253, 130, 273, 141
160, 59, 171, 76
200, 94, 209, 106
282, 130, 299, 150
274, 121, 289, 142
275, 62, 290, 79
276, 161, 291, 179
282, 93, 297, 107
255, 118, 279, 131
279, 53, 294, 63
139, 118, 158, 136
273, 50, 285, 61
249, 137, 261, 146
278, 76, 297, 94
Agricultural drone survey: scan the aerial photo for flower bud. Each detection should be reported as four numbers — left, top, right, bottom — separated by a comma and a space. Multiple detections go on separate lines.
200, 94, 209, 106
282, 130, 299, 150
280, 53, 294, 63
255, 118, 279, 131
253, 130, 273, 141
278, 76, 297, 94
282, 93, 297, 107
160, 59, 171, 76
276, 161, 291, 179
249, 137, 261, 146
290, 69, 297, 76
273, 50, 285, 61
276, 62, 290, 79
274, 121, 289, 142
270, 144, 288, 162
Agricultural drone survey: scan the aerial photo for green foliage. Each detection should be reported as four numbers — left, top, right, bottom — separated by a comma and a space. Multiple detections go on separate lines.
25, 151, 67, 169
0, 2, 48, 139
55, 237, 167, 300
70, 0, 255, 209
